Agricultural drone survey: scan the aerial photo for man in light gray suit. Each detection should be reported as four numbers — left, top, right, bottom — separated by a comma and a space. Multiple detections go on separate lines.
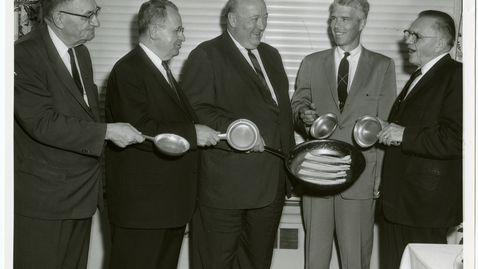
291, 0, 396, 268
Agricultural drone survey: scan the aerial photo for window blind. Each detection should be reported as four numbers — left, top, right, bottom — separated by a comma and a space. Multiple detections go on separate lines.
88, 0, 460, 99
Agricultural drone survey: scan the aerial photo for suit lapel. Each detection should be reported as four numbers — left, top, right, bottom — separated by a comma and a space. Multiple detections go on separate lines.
223, 33, 272, 97
76, 45, 101, 122
136, 46, 195, 121
348, 47, 370, 99
392, 54, 452, 120
323, 50, 340, 111
41, 26, 97, 121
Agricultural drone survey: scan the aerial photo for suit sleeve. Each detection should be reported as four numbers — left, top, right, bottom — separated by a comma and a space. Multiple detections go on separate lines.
14, 43, 106, 157
375, 58, 397, 180
106, 61, 198, 152
181, 47, 235, 131
402, 66, 462, 159
290, 57, 314, 137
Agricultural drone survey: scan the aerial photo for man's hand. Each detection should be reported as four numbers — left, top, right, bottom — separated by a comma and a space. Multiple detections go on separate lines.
377, 123, 404, 146
106, 123, 145, 148
195, 124, 220, 147
299, 103, 319, 126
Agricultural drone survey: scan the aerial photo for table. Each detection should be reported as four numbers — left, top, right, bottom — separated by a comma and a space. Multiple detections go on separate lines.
400, 244, 463, 269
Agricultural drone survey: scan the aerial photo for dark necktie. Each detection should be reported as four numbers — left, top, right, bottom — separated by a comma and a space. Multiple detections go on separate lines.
67, 48, 83, 95
246, 49, 271, 94
397, 69, 422, 109
161, 61, 180, 100
337, 52, 350, 113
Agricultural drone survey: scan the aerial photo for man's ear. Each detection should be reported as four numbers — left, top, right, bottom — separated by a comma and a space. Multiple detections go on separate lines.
149, 25, 158, 40
435, 38, 448, 52
228, 12, 237, 28
52, 12, 64, 29
359, 18, 367, 31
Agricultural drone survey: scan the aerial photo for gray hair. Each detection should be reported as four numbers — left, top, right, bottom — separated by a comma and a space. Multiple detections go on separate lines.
138, 0, 178, 35
418, 10, 456, 47
331, 0, 370, 19
224, 0, 239, 21
41, 0, 74, 19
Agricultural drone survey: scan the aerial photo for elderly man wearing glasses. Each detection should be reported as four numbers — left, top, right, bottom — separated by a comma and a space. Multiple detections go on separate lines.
376, 10, 462, 269
14, 0, 145, 268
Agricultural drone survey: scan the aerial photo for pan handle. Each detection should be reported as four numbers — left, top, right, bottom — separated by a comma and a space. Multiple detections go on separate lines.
142, 135, 155, 141
264, 146, 285, 159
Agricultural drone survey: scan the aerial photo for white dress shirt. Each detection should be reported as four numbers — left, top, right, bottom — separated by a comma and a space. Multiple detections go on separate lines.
48, 25, 89, 106
227, 30, 278, 104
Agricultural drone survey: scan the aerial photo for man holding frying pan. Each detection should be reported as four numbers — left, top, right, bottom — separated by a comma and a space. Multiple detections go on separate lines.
105, 1, 220, 268
291, 0, 396, 268
181, 0, 295, 268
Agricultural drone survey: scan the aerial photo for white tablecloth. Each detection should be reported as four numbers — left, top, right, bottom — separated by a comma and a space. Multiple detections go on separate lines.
399, 244, 463, 269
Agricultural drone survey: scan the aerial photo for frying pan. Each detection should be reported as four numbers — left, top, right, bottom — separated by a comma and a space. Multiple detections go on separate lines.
284, 139, 366, 192
218, 119, 365, 192
142, 133, 190, 156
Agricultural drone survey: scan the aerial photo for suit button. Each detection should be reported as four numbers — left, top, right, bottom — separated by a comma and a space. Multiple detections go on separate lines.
339, 126, 344, 130
82, 149, 91, 153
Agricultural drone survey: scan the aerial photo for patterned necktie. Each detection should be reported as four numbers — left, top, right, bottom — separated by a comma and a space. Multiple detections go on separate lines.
161, 61, 180, 100
397, 69, 422, 109
337, 52, 350, 113
246, 49, 271, 93
67, 48, 83, 95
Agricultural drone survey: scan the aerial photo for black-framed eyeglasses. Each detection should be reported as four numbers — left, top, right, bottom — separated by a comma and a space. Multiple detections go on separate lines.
403, 29, 440, 44
59, 6, 101, 24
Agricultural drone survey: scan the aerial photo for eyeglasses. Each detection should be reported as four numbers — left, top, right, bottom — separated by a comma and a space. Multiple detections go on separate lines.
150, 25, 185, 35
59, 6, 101, 24
403, 30, 440, 44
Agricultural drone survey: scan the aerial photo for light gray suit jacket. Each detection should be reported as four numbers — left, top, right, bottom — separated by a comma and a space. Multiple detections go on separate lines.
291, 46, 397, 199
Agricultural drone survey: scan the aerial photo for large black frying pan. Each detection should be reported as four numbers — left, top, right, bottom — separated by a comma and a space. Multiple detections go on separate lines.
219, 119, 366, 192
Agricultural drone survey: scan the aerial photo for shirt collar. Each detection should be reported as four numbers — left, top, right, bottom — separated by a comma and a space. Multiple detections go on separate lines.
336, 44, 362, 61
139, 42, 166, 71
419, 53, 449, 75
227, 30, 255, 53
47, 25, 70, 58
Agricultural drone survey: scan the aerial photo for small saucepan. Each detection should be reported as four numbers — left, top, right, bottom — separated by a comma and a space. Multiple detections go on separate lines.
309, 112, 338, 139
142, 133, 190, 156
218, 119, 286, 158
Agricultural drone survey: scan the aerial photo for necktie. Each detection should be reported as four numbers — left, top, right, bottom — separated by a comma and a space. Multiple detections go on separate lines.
246, 49, 271, 93
337, 52, 350, 113
67, 48, 83, 95
397, 69, 422, 108
161, 61, 180, 100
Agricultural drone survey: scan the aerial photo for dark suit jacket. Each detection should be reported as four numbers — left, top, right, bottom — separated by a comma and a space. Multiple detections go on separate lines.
105, 45, 199, 229
291, 47, 397, 199
181, 32, 295, 209
14, 24, 106, 220
382, 54, 463, 228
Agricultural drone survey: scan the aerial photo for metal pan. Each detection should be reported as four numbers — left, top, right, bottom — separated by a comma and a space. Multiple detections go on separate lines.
285, 139, 366, 193
309, 112, 338, 139
142, 133, 190, 156
353, 115, 381, 148
218, 119, 365, 192
218, 119, 260, 151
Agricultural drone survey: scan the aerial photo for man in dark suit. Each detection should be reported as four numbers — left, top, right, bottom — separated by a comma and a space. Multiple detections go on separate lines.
180, 0, 295, 268
14, 0, 144, 268
291, 0, 396, 268
377, 10, 462, 269
105, 1, 220, 268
